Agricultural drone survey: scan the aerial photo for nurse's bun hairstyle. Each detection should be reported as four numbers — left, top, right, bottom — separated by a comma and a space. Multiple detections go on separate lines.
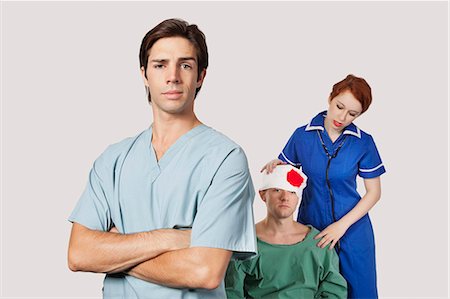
139, 18, 209, 102
329, 74, 372, 114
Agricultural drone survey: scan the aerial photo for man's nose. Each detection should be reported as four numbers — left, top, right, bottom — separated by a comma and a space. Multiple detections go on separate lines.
280, 190, 290, 201
166, 65, 180, 84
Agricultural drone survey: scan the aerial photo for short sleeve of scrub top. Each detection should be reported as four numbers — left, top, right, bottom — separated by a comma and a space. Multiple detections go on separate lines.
358, 134, 386, 179
68, 144, 119, 231
191, 147, 257, 260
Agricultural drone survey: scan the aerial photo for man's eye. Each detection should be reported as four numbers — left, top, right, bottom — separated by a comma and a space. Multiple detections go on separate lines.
153, 64, 164, 69
275, 189, 280, 192
181, 64, 192, 69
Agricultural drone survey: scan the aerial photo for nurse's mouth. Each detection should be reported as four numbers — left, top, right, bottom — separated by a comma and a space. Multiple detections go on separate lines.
333, 120, 343, 127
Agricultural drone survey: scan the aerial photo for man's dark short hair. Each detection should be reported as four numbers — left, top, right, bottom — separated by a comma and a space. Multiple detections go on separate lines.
139, 18, 209, 102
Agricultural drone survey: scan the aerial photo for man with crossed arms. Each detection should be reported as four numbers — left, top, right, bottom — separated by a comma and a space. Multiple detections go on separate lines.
68, 18, 257, 298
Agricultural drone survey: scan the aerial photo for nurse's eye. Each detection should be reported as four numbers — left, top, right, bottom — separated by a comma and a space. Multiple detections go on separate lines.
337, 104, 344, 110
349, 113, 357, 117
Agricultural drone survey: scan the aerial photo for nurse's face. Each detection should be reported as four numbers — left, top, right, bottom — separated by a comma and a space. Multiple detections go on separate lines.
325, 90, 363, 133
141, 37, 206, 116
260, 188, 299, 220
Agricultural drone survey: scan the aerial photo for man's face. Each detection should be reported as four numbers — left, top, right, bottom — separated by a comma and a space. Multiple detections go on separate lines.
141, 36, 206, 116
260, 188, 299, 220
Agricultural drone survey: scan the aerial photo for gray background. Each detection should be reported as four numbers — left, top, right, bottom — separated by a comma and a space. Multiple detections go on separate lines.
1, 1, 448, 298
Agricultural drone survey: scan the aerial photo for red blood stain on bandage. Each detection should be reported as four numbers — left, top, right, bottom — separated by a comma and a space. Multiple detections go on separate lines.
287, 169, 304, 187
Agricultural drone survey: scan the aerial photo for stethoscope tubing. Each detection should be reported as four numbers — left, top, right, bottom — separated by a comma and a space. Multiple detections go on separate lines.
316, 131, 348, 253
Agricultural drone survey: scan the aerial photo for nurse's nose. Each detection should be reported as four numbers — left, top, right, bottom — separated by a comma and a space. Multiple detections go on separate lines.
338, 111, 347, 122
166, 65, 181, 84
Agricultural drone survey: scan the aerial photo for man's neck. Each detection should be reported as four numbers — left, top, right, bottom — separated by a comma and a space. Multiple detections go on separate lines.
151, 110, 202, 161
256, 216, 310, 245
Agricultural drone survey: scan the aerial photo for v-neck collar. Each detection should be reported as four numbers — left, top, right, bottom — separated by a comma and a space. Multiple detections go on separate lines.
148, 123, 209, 169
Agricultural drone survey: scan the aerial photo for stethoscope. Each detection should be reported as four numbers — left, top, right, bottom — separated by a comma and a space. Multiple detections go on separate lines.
316, 130, 348, 252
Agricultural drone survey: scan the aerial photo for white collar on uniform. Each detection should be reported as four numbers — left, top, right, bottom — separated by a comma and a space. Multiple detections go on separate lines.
304, 111, 361, 139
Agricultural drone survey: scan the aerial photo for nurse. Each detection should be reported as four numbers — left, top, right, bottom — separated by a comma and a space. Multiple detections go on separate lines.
263, 74, 385, 299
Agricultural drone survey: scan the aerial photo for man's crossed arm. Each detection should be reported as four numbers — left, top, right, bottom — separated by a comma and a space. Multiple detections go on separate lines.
67, 222, 231, 289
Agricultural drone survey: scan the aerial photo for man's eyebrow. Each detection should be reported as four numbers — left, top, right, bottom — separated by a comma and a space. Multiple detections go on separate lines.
150, 59, 168, 63
178, 57, 197, 62
150, 57, 197, 63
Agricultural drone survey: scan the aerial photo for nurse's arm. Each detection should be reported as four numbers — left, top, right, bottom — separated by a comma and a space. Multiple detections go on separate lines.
339, 177, 381, 227
67, 222, 190, 274
127, 247, 232, 290
315, 177, 381, 249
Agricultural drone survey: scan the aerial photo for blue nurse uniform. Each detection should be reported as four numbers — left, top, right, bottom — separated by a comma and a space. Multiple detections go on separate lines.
278, 111, 386, 299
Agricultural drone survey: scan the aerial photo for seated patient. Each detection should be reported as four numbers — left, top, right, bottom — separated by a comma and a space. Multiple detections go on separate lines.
225, 165, 347, 299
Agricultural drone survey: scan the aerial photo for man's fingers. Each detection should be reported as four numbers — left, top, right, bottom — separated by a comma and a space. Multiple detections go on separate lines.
109, 226, 119, 233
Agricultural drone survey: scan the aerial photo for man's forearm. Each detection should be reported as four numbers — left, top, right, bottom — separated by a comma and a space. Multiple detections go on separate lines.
68, 223, 189, 273
128, 247, 232, 290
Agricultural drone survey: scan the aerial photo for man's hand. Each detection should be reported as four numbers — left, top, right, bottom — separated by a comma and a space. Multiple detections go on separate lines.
109, 226, 119, 233
169, 229, 191, 250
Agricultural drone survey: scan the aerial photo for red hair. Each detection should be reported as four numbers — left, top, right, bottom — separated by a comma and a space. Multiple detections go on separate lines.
330, 74, 372, 113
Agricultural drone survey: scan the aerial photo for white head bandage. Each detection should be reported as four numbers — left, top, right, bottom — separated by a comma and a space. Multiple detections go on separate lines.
260, 164, 307, 195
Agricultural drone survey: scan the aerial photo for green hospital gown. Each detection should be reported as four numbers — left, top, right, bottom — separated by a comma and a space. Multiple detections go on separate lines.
225, 226, 347, 299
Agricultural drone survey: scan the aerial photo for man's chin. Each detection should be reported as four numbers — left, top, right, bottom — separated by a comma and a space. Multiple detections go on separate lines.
152, 101, 192, 115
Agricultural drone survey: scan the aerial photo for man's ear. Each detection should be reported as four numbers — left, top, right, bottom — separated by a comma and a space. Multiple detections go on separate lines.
196, 68, 207, 88
141, 66, 149, 86
259, 190, 266, 202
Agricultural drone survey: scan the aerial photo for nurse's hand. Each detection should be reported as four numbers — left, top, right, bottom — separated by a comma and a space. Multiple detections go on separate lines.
314, 221, 349, 250
260, 159, 286, 173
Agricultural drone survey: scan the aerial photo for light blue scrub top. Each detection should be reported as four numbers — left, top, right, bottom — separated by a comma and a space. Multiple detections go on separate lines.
69, 124, 257, 299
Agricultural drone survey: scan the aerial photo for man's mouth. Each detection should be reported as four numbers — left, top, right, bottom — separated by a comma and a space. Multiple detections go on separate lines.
162, 90, 183, 99
163, 90, 182, 94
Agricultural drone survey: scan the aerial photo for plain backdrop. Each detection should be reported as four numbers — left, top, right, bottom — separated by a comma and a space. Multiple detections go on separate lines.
1, 1, 448, 298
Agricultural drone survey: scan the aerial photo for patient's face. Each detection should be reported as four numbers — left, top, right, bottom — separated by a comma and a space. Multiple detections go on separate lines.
262, 188, 299, 220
